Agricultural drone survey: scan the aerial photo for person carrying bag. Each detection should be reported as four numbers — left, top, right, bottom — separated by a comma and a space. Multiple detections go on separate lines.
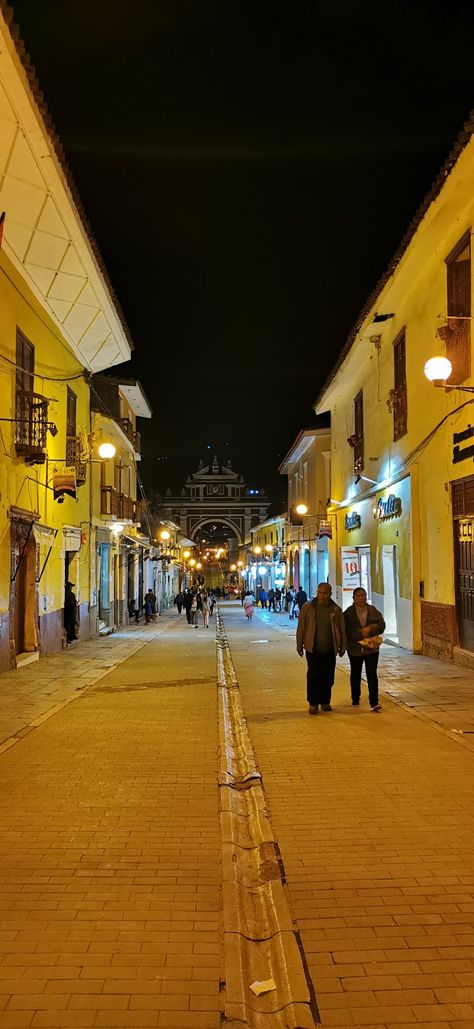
344, 587, 385, 711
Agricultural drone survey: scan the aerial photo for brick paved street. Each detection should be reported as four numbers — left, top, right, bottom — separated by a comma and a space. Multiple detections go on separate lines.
223, 602, 474, 1029
0, 603, 474, 1028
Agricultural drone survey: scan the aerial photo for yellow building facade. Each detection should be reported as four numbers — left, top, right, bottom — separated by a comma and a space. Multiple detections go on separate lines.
0, 8, 133, 670
278, 426, 331, 597
317, 116, 474, 664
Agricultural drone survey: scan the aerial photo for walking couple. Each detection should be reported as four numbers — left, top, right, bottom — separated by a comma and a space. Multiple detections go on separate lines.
296, 584, 385, 714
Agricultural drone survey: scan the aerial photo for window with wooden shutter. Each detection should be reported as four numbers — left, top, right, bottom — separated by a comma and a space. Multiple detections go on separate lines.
393, 330, 407, 441
443, 232, 471, 383
16, 330, 34, 393
66, 387, 77, 438
354, 390, 364, 473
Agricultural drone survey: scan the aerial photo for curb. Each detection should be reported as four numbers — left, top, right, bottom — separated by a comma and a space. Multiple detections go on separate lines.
216, 609, 319, 1029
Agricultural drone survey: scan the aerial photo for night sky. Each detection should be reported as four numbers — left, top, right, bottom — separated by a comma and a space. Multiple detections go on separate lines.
11, 0, 474, 511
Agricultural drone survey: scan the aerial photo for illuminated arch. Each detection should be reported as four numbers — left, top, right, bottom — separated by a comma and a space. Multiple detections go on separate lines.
189, 516, 242, 545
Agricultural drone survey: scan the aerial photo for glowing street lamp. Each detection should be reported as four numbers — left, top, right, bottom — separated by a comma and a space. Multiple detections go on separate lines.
160, 529, 170, 541
237, 560, 243, 567
295, 503, 308, 516
196, 562, 202, 570
253, 545, 262, 554
264, 544, 273, 553
189, 558, 196, 567
183, 550, 191, 558
230, 563, 237, 571
424, 355, 474, 393
98, 441, 116, 459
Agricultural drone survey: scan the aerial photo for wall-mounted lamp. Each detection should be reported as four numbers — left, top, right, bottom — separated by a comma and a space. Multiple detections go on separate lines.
98, 442, 116, 459
424, 356, 474, 393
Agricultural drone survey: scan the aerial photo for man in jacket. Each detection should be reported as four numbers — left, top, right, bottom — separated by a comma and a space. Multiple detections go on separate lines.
296, 582, 345, 714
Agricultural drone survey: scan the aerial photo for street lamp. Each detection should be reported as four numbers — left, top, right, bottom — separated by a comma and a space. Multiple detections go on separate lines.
98, 442, 116, 459
183, 550, 191, 559
160, 529, 170, 541
295, 503, 308, 515
253, 545, 262, 554
189, 558, 196, 567
424, 355, 474, 393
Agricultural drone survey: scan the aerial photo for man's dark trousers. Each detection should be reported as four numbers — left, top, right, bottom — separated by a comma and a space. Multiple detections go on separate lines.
306, 650, 336, 706
349, 652, 379, 707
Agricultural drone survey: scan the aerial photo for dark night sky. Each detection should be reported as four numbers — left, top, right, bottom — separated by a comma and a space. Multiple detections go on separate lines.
10, 0, 474, 510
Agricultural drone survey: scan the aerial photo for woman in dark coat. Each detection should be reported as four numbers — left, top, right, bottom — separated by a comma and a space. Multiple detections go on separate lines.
344, 587, 385, 711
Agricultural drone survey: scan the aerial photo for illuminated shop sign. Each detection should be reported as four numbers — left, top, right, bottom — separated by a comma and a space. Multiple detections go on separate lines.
376, 494, 402, 519
345, 511, 361, 530
453, 425, 474, 464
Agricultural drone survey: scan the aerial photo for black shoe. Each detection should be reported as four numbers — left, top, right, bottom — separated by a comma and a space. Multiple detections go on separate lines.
352, 701, 360, 707
321, 704, 332, 712
308, 705, 319, 715
371, 704, 382, 712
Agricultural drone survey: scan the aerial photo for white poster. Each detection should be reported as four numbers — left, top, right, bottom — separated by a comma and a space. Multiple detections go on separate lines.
341, 547, 360, 610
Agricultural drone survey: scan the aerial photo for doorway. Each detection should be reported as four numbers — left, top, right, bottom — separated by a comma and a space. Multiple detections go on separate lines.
454, 517, 474, 652
382, 544, 398, 639
11, 522, 38, 657
359, 546, 372, 601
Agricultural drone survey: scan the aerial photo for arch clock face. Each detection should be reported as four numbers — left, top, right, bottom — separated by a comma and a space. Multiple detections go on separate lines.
209, 484, 221, 495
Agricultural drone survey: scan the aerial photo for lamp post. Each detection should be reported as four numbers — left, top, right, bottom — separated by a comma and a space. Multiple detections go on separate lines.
424, 356, 474, 393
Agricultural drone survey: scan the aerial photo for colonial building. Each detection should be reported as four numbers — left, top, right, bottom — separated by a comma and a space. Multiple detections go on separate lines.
0, 7, 133, 670
90, 376, 152, 630
242, 514, 287, 599
278, 424, 331, 597
316, 112, 474, 665
161, 455, 270, 549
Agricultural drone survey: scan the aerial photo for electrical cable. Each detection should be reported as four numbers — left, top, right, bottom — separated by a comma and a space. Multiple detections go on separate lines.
0, 351, 86, 382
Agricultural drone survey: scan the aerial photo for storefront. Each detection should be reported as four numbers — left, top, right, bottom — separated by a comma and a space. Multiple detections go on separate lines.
332, 475, 413, 650
452, 473, 474, 655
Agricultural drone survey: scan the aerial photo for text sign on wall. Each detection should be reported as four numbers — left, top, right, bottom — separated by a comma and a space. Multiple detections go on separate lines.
376, 494, 402, 519
453, 424, 474, 464
345, 512, 361, 530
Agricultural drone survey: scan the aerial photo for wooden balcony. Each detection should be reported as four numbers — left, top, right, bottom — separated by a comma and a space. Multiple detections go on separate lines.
117, 493, 136, 521
66, 436, 87, 485
132, 430, 141, 455
101, 485, 118, 517
15, 390, 48, 465
120, 417, 134, 444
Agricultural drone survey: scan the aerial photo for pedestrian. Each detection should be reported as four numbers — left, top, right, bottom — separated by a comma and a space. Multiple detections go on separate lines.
286, 586, 295, 616
183, 589, 193, 624
259, 587, 268, 609
240, 588, 246, 606
267, 587, 276, 612
295, 586, 308, 616
174, 591, 184, 614
209, 591, 216, 616
296, 582, 346, 714
128, 597, 139, 624
344, 587, 385, 711
275, 587, 282, 611
201, 591, 210, 628
64, 581, 78, 643
190, 593, 198, 627
243, 590, 255, 620
144, 589, 155, 624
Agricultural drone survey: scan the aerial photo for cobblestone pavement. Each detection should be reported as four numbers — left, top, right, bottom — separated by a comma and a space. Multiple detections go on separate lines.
223, 601, 474, 1029
254, 607, 474, 738
0, 613, 179, 752
0, 614, 220, 1028
1, 603, 474, 1028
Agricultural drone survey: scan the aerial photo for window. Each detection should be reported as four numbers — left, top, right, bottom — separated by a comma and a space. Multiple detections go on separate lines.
445, 232, 471, 382
354, 390, 364, 473
66, 387, 77, 438
16, 329, 34, 393
392, 330, 407, 441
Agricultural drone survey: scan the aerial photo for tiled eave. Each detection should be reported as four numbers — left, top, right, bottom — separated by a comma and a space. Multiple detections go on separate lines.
0, 4, 133, 372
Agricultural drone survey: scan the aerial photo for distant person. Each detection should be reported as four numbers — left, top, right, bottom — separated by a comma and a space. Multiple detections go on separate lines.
64, 581, 78, 643
183, 589, 193, 625
286, 586, 295, 616
144, 589, 155, 624
344, 588, 385, 711
296, 583, 345, 714
174, 591, 184, 614
201, 591, 210, 628
295, 586, 308, 615
267, 588, 276, 612
275, 587, 282, 611
259, 588, 268, 609
243, 591, 255, 620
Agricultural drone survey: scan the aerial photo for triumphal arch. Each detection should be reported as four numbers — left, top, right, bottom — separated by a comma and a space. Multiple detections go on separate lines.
160, 455, 270, 545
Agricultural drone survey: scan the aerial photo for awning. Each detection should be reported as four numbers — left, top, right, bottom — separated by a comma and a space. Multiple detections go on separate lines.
121, 534, 148, 548
33, 523, 56, 546
178, 537, 194, 547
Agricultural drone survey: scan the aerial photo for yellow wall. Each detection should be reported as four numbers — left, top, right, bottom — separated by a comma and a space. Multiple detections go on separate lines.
320, 134, 474, 653
0, 252, 91, 663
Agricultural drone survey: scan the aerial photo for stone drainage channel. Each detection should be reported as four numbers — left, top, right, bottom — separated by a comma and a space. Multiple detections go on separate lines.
216, 609, 319, 1029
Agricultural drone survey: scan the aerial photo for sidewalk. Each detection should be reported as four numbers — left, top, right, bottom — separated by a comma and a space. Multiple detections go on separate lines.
254, 607, 474, 735
0, 611, 179, 752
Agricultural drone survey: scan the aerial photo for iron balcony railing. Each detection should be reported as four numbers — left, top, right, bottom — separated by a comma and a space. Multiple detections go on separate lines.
66, 436, 87, 485
15, 390, 48, 464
